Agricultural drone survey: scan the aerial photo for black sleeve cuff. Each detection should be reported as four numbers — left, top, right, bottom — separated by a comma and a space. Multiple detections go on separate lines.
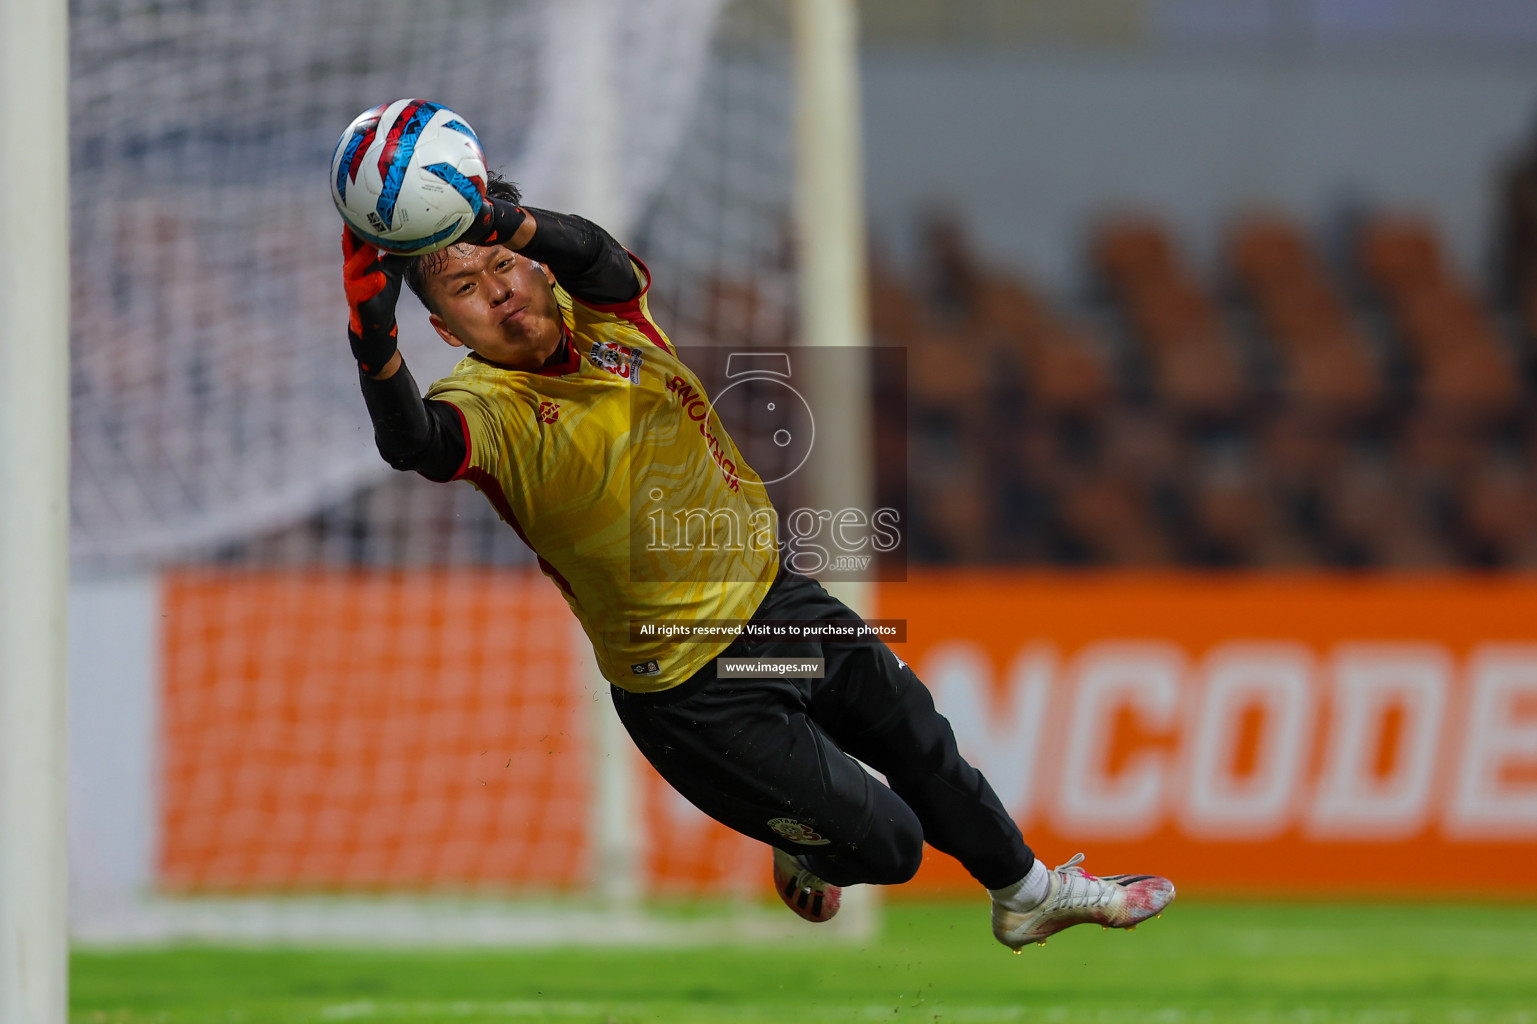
358, 362, 467, 482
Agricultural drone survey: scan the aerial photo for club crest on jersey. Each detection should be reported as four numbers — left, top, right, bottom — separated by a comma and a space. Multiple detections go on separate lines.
588, 340, 643, 383
766, 817, 831, 846
630, 660, 661, 676
538, 401, 560, 424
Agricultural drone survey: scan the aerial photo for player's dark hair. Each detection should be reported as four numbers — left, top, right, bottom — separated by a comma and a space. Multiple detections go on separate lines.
403, 173, 524, 315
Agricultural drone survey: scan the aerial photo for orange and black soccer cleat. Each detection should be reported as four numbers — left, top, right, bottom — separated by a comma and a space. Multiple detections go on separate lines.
772, 847, 842, 923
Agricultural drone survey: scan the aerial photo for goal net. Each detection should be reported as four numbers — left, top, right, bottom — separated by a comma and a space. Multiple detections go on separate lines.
67, 0, 874, 945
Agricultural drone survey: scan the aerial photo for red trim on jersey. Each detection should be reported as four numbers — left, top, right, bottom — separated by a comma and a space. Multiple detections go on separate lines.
569, 253, 674, 355
464, 466, 576, 599
445, 401, 473, 482
534, 326, 581, 376
534, 555, 576, 599
622, 308, 672, 356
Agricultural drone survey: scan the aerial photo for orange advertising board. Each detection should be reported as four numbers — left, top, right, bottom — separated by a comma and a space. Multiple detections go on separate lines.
877, 573, 1537, 896
159, 570, 1537, 898
160, 570, 593, 892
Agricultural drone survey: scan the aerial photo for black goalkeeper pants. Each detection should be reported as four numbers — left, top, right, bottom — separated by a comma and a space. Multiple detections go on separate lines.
610, 569, 1035, 890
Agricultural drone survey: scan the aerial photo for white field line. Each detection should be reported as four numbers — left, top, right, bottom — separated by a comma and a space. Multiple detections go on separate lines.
316, 1004, 1536, 1024
73, 895, 878, 947
319, 1003, 1037, 1022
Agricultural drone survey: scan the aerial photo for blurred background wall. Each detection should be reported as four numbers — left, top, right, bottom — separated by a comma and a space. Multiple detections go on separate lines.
865, 48, 1534, 291
861, 0, 1537, 286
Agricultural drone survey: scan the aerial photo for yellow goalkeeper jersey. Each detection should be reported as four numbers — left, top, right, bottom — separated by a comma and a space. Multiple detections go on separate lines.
425, 257, 779, 692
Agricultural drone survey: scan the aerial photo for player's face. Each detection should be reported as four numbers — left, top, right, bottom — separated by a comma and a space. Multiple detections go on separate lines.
424, 243, 564, 370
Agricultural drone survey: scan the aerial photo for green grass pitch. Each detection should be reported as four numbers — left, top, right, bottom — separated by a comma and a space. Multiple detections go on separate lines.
72, 901, 1537, 1024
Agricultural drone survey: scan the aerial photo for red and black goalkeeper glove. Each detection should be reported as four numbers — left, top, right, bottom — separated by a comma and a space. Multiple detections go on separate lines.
342, 227, 408, 375
456, 194, 528, 248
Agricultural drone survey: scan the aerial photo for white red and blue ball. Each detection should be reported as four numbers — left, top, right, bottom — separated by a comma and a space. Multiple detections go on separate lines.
330, 98, 487, 255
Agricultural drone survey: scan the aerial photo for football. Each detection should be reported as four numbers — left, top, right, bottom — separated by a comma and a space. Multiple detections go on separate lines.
330, 98, 488, 254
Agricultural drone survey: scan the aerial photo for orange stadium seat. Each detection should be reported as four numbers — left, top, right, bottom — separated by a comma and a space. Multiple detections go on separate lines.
1091, 217, 1174, 290
1359, 217, 1441, 295
1021, 324, 1113, 415
1460, 454, 1537, 567
909, 453, 995, 563
1054, 471, 1173, 566
1395, 412, 1482, 485
905, 333, 992, 420
968, 274, 1112, 416
1093, 217, 1247, 419
1099, 408, 1181, 485
1320, 455, 1456, 568
972, 275, 1051, 337
1358, 216, 1520, 419
1259, 411, 1351, 496
1182, 456, 1321, 567
1227, 216, 1383, 419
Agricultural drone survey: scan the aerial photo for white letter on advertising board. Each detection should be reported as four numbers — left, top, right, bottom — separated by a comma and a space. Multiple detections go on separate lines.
1308, 644, 1449, 839
1181, 643, 1313, 840
1053, 643, 1183, 839
1447, 645, 1537, 839
925, 641, 1052, 821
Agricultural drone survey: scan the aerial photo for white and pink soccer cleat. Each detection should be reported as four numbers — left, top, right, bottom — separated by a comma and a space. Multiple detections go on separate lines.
772, 847, 842, 923
992, 853, 1175, 951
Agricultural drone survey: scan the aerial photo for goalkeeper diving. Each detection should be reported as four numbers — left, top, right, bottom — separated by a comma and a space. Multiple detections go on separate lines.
340, 167, 1175, 947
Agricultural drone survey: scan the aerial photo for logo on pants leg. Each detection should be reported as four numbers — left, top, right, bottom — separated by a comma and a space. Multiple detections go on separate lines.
767, 817, 831, 846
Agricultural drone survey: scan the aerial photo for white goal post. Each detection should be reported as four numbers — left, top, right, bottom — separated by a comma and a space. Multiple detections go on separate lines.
0, 0, 71, 1022
790, 0, 879, 935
